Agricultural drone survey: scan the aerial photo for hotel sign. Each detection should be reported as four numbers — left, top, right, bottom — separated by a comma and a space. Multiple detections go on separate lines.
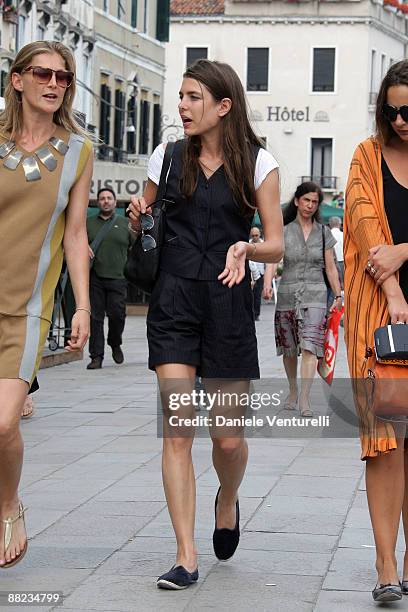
267, 106, 311, 122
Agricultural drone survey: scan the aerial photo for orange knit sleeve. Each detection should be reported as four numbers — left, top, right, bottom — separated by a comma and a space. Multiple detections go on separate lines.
345, 141, 389, 257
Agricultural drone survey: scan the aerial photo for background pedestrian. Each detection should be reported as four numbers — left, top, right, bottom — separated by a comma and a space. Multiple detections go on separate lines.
87, 187, 133, 369
266, 181, 341, 417
249, 227, 265, 320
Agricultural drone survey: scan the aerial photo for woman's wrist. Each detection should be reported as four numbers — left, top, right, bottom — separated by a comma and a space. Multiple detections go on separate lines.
397, 243, 408, 263
75, 307, 91, 315
246, 242, 257, 259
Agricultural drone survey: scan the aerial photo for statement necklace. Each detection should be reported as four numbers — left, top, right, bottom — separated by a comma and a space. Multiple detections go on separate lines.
0, 137, 69, 181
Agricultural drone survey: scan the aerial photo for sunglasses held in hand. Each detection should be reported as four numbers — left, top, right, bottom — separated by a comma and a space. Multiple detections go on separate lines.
140, 198, 175, 252
22, 66, 74, 88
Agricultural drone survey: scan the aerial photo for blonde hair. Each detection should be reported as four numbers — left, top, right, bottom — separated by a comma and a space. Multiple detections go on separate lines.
0, 41, 85, 139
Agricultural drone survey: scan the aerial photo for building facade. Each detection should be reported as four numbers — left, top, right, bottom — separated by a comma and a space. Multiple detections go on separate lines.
91, 0, 169, 201
165, 0, 408, 202
0, 0, 170, 202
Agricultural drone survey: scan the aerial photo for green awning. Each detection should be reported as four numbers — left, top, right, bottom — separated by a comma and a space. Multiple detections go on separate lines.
319, 203, 344, 224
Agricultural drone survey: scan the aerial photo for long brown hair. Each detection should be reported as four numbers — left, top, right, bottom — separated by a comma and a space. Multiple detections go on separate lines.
0, 41, 85, 139
181, 59, 265, 215
376, 59, 408, 146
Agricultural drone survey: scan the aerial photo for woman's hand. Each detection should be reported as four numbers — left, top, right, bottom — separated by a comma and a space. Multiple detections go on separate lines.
387, 294, 408, 324
218, 241, 248, 288
368, 244, 407, 284
263, 285, 273, 300
127, 196, 152, 232
329, 296, 343, 313
66, 310, 90, 352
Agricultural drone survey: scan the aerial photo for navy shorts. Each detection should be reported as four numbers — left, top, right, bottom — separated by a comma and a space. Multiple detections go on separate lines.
147, 271, 259, 379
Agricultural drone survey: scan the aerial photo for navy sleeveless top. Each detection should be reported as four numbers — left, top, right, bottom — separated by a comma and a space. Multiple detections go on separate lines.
160, 140, 258, 281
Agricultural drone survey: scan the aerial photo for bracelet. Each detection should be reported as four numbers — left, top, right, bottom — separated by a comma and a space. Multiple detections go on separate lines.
76, 307, 91, 315
128, 221, 140, 234
335, 295, 342, 300
250, 243, 257, 257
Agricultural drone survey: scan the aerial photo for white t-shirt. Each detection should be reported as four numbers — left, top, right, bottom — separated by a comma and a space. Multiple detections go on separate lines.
330, 227, 344, 262
147, 142, 279, 190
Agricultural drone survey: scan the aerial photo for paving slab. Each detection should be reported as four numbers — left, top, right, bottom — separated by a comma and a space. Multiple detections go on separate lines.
12, 305, 389, 610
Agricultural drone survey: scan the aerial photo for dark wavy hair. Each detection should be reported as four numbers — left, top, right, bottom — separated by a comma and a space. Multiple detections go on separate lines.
180, 59, 265, 216
376, 60, 408, 146
282, 181, 323, 226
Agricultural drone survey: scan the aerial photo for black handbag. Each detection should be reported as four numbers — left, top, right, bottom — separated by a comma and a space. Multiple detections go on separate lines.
374, 324, 408, 362
365, 324, 408, 421
124, 141, 175, 293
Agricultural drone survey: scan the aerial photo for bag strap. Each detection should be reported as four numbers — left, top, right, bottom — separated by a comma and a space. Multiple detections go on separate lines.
90, 213, 118, 255
321, 224, 326, 251
156, 141, 175, 210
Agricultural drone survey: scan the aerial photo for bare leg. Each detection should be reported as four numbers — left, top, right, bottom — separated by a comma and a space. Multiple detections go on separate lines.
157, 363, 197, 572
283, 355, 298, 407
366, 442, 404, 585
299, 349, 317, 415
401, 444, 408, 581
207, 379, 249, 529
0, 379, 29, 566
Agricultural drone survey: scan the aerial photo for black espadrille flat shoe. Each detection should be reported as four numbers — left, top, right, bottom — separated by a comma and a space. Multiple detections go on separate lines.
372, 582, 402, 602
213, 486, 240, 561
157, 565, 199, 590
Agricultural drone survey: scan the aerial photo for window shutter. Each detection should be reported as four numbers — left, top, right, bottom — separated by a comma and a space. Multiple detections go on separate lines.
156, 0, 170, 42
153, 103, 161, 149
247, 48, 269, 92
131, 0, 137, 28
139, 100, 150, 154
313, 49, 335, 92
186, 47, 208, 68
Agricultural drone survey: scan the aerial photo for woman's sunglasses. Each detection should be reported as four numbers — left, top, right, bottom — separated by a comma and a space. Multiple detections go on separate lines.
22, 66, 74, 89
383, 103, 408, 123
139, 198, 174, 252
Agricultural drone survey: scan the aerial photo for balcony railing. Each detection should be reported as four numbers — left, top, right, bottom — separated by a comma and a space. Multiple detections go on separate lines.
301, 176, 338, 190
97, 145, 129, 163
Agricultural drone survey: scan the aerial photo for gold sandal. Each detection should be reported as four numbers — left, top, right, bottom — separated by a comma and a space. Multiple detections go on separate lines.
1, 502, 28, 569
21, 396, 34, 419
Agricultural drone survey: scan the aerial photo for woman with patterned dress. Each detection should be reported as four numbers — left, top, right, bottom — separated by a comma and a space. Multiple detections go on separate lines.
0, 41, 93, 568
265, 181, 341, 417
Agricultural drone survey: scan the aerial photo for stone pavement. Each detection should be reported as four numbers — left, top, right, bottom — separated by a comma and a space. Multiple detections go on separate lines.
2, 303, 399, 612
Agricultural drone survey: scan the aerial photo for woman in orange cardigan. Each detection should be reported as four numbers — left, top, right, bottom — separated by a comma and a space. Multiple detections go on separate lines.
344, 60, 408, 602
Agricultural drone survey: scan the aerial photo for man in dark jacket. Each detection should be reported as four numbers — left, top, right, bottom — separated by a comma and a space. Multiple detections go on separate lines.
86, 187, 133, 369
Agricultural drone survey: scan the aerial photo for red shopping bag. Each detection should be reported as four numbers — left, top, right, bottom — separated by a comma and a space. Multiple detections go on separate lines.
317, 307, 344, 385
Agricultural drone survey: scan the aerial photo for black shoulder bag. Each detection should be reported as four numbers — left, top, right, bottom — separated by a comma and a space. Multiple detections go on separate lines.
89, 214, 118, 269
124, 141, 175, 294
321, 224, 330, 288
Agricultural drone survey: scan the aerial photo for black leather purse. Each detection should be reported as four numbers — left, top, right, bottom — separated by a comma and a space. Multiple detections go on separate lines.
374, 324, 408, 362
124, 141, 175, 294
